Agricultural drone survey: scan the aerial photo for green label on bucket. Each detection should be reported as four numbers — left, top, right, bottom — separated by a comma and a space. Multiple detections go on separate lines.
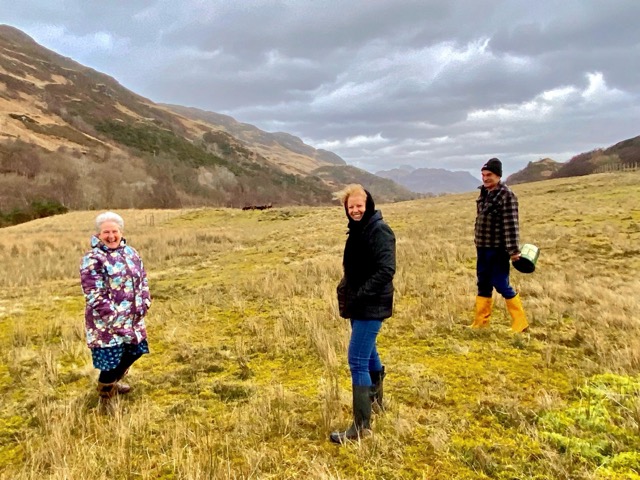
521, 244, 540, 264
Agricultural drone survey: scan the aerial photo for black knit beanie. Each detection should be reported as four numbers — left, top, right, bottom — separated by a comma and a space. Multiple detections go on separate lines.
481, 158, 503, 177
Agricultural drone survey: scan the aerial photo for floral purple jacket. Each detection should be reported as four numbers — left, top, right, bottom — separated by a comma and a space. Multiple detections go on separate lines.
80, 236, 150, 349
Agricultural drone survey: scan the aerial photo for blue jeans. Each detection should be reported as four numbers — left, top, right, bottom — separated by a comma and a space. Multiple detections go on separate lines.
477, 247, 516, 299
348, 319, 384, 386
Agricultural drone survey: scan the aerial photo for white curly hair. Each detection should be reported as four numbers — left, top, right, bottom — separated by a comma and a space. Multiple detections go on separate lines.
95, 211, 124, 232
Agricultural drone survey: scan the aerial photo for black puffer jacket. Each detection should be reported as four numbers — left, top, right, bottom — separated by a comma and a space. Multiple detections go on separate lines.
337, 191, 396, 320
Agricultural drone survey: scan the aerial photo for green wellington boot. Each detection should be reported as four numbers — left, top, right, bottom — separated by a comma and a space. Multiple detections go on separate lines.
370, 366, 386, 413
329, 386, 372, 444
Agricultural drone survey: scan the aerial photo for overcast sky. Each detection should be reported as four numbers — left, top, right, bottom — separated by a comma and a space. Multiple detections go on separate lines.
2, 1, 640, 177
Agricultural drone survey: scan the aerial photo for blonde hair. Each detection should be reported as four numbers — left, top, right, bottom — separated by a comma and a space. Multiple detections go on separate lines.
334, 184, 367, 206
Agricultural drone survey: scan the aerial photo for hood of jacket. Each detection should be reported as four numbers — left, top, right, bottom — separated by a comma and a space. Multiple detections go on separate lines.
345, 189, 377, 230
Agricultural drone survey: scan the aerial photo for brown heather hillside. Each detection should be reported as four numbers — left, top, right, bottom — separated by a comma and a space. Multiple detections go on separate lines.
0, 24, 416, 219
508, 135, 640, 185
163, 104, 417, 202
0, 171, 639, 479
553, 135, 640, 178
506, 158, 563, 185
162, 104, 347, 174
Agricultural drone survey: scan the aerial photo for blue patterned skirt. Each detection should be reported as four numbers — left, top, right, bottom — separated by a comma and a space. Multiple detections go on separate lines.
91, 340, 149, 371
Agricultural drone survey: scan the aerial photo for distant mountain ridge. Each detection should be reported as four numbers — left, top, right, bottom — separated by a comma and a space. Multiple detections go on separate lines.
507, 135, 640, 184
375, 165, 479, 194
0, 24, 417, 216
161, 105, 346, 174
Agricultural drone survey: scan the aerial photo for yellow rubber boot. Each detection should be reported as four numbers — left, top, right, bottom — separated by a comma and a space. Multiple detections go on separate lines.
506, 294, 529, 333
471, 296, 492, 328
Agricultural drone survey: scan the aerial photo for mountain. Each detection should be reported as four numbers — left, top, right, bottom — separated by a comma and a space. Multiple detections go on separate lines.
506, 158, 563, 185
0, 24, 416, 219
507, 135, 640, 184
553, 135, 640, 178
312, 165, 418, 202
162, 105, 346, 174
162, 104, 416, 202
375, 165, 479, 194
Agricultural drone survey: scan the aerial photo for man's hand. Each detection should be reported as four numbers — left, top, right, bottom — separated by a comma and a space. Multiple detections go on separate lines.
510, 253, 521, 262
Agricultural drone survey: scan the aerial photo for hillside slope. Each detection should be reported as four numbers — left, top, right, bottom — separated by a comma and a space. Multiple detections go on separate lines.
506, 158, 563, 185
0, 24, 415, 214
162, 104, 346, 175
507, 135, 640, 184
553, 134, 640, 178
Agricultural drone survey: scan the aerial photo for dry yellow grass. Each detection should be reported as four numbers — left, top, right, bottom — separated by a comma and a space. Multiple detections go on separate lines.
0, 172, 639, 479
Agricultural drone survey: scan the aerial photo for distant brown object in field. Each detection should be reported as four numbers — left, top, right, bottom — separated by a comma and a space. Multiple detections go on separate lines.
242, 203, 273, 211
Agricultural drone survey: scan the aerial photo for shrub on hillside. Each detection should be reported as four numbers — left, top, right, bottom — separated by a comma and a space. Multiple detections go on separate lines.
0, 139, 42, 179
95, 120, 237, 173
0, 200, 68, 228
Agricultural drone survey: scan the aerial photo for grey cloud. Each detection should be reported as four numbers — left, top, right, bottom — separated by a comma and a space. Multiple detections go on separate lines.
2, 0, 639, 177
490, 2, 640, 56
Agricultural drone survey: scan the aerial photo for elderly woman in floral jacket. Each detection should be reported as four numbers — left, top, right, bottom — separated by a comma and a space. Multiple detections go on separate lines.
80, 211, 151, 402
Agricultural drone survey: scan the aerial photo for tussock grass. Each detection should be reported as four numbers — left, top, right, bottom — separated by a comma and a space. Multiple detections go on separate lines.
1, 172, 639, 479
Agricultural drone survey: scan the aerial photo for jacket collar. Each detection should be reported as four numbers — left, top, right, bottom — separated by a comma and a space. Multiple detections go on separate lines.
91, 235, 127, 251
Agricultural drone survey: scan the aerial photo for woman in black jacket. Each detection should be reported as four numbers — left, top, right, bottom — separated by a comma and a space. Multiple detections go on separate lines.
331, 184, 396, 444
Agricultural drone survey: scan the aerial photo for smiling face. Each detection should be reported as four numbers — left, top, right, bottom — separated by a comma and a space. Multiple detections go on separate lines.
98, 221, 123, 249
346, 193, 367, 221
481, 170, 501, 190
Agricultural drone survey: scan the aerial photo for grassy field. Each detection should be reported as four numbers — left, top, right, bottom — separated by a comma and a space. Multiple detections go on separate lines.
1, 171, 639, 479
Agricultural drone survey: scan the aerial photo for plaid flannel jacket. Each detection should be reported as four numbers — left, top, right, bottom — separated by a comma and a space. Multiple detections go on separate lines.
474, 182, 520, 256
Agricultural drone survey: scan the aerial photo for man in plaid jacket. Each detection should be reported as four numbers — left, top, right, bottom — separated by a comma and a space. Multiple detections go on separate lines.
471, 158, 529, 332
